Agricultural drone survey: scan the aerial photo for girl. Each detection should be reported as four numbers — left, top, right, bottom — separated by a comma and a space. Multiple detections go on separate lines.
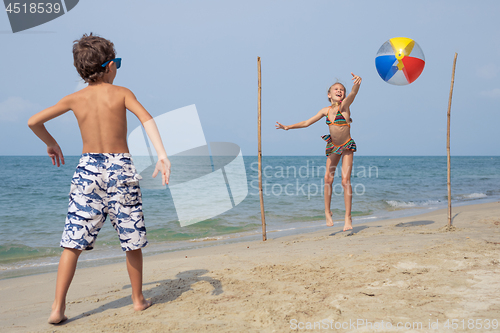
276, 73, 361, 231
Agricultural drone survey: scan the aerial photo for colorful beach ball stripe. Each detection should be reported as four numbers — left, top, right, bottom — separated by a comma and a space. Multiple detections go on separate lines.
375, 37, 425, 86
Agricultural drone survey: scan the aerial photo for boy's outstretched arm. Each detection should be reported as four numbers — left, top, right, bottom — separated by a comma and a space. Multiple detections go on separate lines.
28, 97, 71, 167
124, 89, 171, 185
143, 119, 171, 185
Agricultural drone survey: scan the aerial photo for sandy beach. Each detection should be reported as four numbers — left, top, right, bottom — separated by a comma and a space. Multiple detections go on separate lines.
1, 201, 499, 332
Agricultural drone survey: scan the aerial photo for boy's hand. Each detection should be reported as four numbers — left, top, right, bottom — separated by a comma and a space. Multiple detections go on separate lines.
152, 157, 171, 186
47, 144, 65, 167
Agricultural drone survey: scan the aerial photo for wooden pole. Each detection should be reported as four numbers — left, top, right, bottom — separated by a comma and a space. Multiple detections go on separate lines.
447, 53, 458, 226
258, 57, 267, 241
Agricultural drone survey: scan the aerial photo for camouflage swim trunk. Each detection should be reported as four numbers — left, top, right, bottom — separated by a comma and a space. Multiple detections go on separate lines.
61, 153, 147, 251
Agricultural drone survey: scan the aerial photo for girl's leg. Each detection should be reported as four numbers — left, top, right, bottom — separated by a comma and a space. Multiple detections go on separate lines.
324, 154, 341, 226
49, 248, 82, 324
341, 150, 354, 231
126, 248, 152, 311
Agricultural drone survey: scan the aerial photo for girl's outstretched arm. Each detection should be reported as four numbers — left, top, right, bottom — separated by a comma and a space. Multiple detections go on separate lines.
341, 73, 362, 110
276, 108, 326, 130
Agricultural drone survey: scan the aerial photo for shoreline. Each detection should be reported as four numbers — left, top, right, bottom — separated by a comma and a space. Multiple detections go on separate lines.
2, 155, 499, 282
1, 196, 498, 281
1, 201, 499, 332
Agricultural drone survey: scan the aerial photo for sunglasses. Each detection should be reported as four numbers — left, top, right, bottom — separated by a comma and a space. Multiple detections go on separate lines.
101, 58, 122, 69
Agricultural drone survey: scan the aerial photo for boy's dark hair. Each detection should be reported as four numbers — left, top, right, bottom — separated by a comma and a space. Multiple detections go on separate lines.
73, 33, 116, 83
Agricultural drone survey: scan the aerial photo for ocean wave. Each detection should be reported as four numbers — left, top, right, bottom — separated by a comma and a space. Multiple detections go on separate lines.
385, 200, 443, 208
0, 244, 61, 264
0, 258, 60, 271
457, 193, 487, 200
290, 215, 327, 222
189, 235, 229, 242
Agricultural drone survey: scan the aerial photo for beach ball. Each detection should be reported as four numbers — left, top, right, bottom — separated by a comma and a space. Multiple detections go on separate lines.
375, 37, 425, 85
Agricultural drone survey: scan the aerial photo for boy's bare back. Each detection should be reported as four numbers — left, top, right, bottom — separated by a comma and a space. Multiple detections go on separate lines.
30, 80, 153, 157
66, 83, 130, 154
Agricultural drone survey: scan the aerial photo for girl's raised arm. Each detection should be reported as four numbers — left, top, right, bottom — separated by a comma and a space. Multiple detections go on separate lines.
276, 108, 326, 130
341, 73, 362, 110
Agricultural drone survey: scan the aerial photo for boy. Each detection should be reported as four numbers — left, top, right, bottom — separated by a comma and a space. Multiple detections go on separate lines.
27, 33, 171, 324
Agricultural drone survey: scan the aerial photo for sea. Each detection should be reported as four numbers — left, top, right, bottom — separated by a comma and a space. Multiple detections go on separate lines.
1, 156, 499, 280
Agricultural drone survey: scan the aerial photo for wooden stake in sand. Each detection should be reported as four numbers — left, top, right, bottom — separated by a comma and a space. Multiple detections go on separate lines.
447, 53, 458, 226
258, 57, 267, 241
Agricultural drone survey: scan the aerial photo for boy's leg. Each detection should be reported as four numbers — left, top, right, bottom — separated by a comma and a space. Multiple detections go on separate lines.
126, 249, 152, 311
106, 155, 150, 310
341, 151, 354, 231
49, 248, 82, 324
324, 154, 341, 227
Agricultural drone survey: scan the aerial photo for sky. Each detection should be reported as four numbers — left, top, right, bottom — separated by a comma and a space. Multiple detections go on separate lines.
1, 0, 499, 156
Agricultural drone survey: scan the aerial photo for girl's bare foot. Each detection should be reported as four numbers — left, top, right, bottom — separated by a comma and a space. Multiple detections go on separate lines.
132, 295, 152, 311
48, 303, 67, 324
343, 216, 353, 231
325, 211, 334, 227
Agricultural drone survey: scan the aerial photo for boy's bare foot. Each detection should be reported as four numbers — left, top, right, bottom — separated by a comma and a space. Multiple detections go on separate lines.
48, 304, 67, 324
343, 216, 353, 231
325, 211, 334, 227
132, 296, 152, 311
